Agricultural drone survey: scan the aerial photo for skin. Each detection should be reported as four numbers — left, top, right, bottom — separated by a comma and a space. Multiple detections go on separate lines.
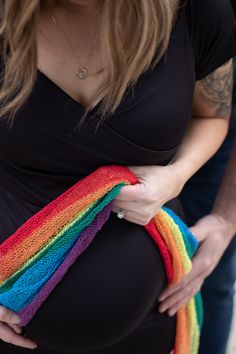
37, 0, 104, 108
158, 136, 236, 316
0, 0, 234, 349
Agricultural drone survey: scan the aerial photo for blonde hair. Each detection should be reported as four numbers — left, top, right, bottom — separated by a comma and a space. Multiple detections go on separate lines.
0, 0, 180, 124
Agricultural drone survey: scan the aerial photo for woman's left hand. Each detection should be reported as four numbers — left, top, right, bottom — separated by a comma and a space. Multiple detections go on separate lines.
111, 165, 183, 225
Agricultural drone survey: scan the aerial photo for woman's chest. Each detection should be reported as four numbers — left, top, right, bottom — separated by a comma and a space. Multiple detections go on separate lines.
0, 16, 195, 174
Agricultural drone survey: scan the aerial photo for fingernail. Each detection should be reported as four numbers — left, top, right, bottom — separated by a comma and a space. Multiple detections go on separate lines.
12, 314, 21, 324
168, 310, 175, 317
158, 306, 166, 313
29, 343, 38, 350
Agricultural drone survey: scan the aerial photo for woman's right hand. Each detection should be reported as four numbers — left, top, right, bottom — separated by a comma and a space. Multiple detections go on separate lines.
0, 306, 37, 349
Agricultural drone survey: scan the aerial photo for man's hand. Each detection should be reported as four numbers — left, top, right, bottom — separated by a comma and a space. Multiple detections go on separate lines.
158, 214, 235, 316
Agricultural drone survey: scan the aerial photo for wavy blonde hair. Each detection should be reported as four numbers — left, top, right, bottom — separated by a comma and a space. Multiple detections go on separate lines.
0, 0, 180, 124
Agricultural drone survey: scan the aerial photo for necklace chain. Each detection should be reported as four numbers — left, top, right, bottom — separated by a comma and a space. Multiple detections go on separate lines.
51, 14, 99, 80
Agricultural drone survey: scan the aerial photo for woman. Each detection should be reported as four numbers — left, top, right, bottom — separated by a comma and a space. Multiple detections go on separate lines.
0, 0, 235, 353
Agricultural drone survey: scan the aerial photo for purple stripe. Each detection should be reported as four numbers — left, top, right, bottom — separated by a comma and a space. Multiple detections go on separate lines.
19, 203, 112, 326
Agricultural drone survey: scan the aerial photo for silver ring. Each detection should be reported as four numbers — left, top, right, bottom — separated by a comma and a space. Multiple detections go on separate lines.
117, 208, 126, 219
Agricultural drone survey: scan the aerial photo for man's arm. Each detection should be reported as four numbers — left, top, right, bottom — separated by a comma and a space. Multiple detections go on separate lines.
213, 138, 236, 237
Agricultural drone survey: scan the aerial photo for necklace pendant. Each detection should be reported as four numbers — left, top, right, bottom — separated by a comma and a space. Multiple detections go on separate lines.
77, 67, 88, 80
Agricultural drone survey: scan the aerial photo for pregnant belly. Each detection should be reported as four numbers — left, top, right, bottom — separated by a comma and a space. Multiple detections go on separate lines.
0, 186, 167, 353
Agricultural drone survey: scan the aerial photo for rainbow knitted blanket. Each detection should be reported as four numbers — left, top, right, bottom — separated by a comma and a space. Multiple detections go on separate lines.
0, 165, 202, 354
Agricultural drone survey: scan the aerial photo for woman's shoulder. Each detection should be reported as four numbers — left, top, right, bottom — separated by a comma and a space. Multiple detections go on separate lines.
178, 0, 236, 48
181, 0, 236, 80
183, 0, 235, 19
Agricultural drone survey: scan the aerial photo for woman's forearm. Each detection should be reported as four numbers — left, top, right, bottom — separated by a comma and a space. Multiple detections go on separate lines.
168, 117, 229, 188
168, 60, 233, 190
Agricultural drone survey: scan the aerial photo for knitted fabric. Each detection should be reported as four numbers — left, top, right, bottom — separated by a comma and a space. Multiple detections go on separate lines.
0, 165, 202, 354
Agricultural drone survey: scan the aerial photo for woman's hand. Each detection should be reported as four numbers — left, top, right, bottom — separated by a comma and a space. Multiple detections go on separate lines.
111, 164, 184, 225
157, 214, 234, 316
0, 306, 37, 349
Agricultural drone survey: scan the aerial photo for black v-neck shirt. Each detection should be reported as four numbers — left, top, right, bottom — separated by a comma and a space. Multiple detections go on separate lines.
0, 1, 235, 352
0, 0, 236, 215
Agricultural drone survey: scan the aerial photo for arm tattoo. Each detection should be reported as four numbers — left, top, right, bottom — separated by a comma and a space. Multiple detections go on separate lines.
199, 60, 233, 117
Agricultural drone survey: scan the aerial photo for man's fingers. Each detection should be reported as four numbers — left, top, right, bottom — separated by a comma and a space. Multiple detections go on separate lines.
158, 267, 201, 301
189, 226, 207, 242
167, 295, 192, 316
158, 288, 188, 313
0, 322, 37, 349
158, 276, 203, 313
167, 281, 203, 316
0, 306, 20, 324
159, 243, 210, 301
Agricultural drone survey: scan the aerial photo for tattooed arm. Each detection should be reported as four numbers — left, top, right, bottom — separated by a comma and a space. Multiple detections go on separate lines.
167, 59, 233, 185
193, 59, 233, 118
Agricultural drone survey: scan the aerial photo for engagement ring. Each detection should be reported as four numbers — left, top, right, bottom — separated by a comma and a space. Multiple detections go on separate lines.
117, 208, 126, 219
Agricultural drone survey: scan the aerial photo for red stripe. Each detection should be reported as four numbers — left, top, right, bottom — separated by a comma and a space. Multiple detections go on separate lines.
145, 221, 173, 282
0, 165, 137, 256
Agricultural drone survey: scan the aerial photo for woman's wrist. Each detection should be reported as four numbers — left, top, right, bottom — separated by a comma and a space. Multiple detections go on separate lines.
152, 163, 186, 202
166, 117, 229, 194
166, 159, 191, 193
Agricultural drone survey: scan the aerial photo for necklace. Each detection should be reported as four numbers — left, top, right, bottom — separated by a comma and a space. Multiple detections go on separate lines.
51, 15, 99, 80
